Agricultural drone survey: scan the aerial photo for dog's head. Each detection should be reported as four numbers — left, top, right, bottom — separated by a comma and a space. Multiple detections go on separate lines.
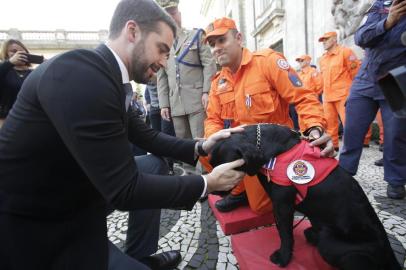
210, 132, 267, 176
209, 124, 301, 176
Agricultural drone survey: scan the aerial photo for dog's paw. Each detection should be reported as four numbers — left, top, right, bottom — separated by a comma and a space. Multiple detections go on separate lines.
270, 249, 292, 267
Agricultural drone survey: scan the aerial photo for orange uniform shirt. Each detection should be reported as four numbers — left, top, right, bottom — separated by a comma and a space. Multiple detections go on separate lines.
205, 48, 326, 137
319, 45, 360, 102
298, 66, 323, 96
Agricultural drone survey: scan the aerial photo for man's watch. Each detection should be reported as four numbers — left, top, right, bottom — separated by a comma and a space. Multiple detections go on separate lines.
197, 140, 208, 156
307, 126, 324, 136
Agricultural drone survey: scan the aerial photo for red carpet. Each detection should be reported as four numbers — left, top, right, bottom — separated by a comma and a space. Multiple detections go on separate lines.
231, 220, 337, 270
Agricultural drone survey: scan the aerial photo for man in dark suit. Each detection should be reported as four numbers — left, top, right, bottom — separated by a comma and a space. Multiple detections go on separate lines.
0, 1, 245, 269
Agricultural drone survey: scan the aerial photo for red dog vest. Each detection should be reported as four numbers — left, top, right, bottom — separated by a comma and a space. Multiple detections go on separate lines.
260, 140, 338, 204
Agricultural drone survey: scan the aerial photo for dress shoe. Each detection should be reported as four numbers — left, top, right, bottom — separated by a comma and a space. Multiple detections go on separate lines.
387, 184, 406, 200
374, 158, 383, 167
363, 144, 369, 148
139, 250, 181, 270
215, 192, 248, 212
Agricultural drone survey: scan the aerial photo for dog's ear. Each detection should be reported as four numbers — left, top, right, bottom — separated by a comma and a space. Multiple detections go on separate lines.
238, 142, 267, 176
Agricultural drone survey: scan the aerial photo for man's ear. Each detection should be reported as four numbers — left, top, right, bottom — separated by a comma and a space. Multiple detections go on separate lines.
125, 20, 142, 43
238, 143, 267, 176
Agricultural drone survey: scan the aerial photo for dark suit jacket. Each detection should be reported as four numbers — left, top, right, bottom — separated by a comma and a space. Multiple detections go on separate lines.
0, 44, 204, 270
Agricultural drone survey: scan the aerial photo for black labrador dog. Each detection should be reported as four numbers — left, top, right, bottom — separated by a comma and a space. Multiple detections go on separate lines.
210, 124, 400, 270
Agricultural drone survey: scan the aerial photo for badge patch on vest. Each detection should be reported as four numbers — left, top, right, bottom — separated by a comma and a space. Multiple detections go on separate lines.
287, 160, 315, 184
277, 59, 290, 70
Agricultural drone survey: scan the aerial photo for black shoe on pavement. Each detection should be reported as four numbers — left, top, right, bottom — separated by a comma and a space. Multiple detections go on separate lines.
215, 192, 248, 212
363, 144, 370, 148
374, 158, 384, 167
387, 184, 406, 200
139, 250, 181, 270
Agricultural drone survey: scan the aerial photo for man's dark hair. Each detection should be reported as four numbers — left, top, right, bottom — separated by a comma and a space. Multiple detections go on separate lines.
109, 0, 177, 39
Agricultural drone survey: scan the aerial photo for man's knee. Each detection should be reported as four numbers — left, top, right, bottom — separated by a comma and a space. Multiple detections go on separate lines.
134, 155, 169, 175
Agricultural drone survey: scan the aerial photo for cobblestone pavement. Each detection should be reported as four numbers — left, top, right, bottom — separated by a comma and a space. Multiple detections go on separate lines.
108, 143, 406, 269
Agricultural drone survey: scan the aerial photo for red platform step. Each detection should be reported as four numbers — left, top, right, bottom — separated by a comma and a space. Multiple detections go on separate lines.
208, 194, 274, 235
231, 220, 337, 270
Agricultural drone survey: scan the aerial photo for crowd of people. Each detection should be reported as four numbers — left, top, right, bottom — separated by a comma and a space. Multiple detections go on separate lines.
0, 0, 404, 269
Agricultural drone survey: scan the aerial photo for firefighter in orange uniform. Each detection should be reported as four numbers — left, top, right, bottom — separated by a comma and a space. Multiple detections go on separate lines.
200, 18, 334, 214
296, 55, 323, 100
318, 31, 360, 150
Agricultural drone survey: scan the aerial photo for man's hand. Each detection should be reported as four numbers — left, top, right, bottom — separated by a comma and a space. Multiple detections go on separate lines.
161, 107, 171, 121
205, 159, 245, 193
385, 0, 406, 30
201, 126, 245, 154
309, 130, 336, 157
202, 93, 209, 110
144, 103, 151, 113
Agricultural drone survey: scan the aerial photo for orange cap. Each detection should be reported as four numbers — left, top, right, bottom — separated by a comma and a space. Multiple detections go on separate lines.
204, 17, 237, 42
295, 55, 312, 62
318, 31, 337, 42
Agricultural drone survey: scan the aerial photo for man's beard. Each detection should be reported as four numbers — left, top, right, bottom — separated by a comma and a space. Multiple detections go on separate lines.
131, 41, 151, 84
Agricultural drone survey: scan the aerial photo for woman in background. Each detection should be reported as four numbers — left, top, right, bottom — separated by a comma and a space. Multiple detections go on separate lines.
0, 39, 33, 127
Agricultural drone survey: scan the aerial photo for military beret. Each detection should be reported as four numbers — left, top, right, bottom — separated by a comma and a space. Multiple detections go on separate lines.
156, 0, 179, 9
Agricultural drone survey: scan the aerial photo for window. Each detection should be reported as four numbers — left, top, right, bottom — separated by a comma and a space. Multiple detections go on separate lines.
256, 0, 271, 15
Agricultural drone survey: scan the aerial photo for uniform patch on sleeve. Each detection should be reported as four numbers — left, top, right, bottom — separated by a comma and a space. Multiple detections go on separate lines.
277, 58, 290, 70
288, 71, 303, 87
